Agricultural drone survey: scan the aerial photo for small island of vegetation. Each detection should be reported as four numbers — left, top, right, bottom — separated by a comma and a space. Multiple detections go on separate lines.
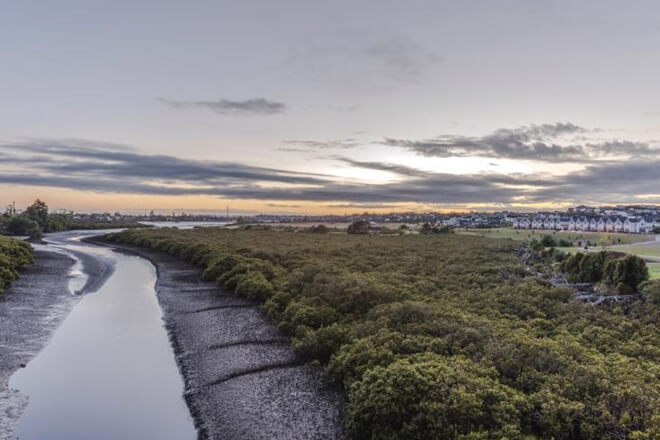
103, 226, 660, 440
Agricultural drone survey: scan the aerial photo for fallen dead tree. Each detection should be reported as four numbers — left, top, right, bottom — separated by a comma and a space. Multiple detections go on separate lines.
575, 293, 641, 305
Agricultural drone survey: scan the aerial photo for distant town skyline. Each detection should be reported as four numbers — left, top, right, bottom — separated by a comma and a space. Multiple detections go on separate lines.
2, 1, 659, 213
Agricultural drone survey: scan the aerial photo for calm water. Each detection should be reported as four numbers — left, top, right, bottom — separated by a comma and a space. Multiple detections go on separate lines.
9, 232, 196, 440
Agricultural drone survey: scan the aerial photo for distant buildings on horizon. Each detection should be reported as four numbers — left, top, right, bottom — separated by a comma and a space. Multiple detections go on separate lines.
510, 215, 658, 234
6, 201, 660, 233
506, 205, 660, 234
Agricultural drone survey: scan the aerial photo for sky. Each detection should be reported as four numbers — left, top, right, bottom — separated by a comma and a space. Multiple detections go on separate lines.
1, 0, 659, 214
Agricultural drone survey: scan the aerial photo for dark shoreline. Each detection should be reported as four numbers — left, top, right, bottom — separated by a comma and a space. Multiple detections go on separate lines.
88, 238, 348, 440
0, 250, 78, 440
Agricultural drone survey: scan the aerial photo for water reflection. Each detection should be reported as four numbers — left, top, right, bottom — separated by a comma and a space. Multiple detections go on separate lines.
10, 232, 196, 440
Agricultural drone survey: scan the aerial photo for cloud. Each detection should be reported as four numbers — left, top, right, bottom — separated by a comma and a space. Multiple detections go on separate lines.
265, 203, 304, 208
531, 159, 660, 203
384, 123, 660, 162
157, 97, 286, 115
327, 104, 359, 112
0, 139, 533, 204
363, 39, 441, 83
288, 37, 440, 90
0, 139, 329, 188
206, 174, 536, 204
326, 203, 403, 210
1, 137, 659, 208
333, 157, 432, 178
281, 138, 360, 151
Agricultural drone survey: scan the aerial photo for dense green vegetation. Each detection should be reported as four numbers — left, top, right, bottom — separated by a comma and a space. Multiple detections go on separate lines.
560, 251, 649, 293
104, 227, 660, 440
1, 199, 148, 238
0, 235, 33, 296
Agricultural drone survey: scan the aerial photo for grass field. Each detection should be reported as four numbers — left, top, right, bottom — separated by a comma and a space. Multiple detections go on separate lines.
609, 244, 660, 259
648, 263, 660, 280
458, 227, 652, 245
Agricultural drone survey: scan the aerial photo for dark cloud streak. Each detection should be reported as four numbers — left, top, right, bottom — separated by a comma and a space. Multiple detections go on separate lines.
2, 137, 660, 206
281, 138, 360, 151
384, 123, 660, 162
157, 97, 286, 115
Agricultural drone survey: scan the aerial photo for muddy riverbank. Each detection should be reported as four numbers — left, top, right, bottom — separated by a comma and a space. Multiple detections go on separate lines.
0, 250, 78, 440
92, 239, 348, 440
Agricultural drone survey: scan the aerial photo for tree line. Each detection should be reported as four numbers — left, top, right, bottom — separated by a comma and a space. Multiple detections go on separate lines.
0, 199, 148, 239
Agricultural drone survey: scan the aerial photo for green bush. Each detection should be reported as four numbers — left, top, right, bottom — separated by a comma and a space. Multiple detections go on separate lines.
540, 235, 557, 247
292, 323, 349, 363
347, 220, 371, 234
557, 238, 572, 247
307, 224, 330, 234
639, 280, 660, 306
347, 353, 525, 440
6, 216, 41, 238
561, 252, 648, 292
235, 270, 274, 301
604, 254, 649, 293
0, 236, 33, 295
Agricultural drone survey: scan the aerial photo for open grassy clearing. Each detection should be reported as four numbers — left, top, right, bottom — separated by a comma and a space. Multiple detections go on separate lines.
648, 263, 660, 280
458, 227, 652, 245
105, 227, 660, 440
609, 244, 660, 259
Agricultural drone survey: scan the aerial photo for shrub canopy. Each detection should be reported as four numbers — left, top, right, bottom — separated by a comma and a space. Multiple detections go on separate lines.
0, 236, 33, 295
105, 228, 660, 440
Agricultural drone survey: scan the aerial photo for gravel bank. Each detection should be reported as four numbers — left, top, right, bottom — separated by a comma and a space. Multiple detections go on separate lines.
97, 240, 348, 440
0, 250, 78, 440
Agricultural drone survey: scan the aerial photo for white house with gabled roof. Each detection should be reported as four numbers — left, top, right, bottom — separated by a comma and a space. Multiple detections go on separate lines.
605, 217, 615, 232
568, 217, 576, 230
576, 216, 589, 231
639, 216, 655, 233
624, 217, 640, 233
557, 217, 570, 230
543, 217, 556, 230
614, 217, 624, 232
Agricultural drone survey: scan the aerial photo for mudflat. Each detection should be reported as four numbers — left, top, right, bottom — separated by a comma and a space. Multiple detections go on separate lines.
0, 250, 78, 440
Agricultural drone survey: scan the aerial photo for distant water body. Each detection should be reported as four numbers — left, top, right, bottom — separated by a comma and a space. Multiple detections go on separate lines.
141, 220, 230, 229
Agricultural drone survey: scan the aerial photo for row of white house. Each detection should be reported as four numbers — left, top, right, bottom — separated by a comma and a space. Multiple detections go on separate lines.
511, 216, 658, 234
